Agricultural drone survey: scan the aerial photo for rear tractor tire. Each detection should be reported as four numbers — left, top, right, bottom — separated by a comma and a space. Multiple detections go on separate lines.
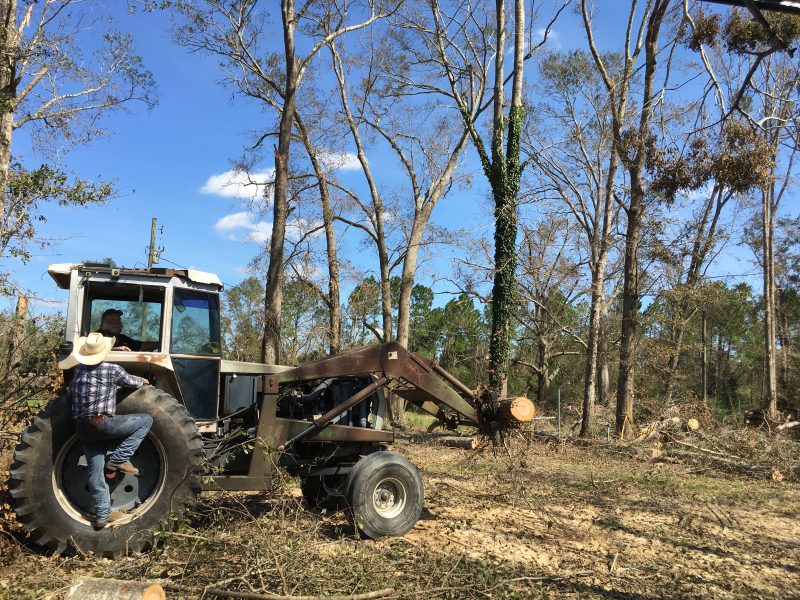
9, 386, 204, 558
345, 451, 423, 538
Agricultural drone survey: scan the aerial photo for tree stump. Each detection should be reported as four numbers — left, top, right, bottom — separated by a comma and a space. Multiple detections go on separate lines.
66, 577, 165, 600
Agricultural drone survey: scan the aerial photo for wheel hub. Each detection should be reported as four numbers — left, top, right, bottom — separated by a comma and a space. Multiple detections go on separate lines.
371, 477, 407, 519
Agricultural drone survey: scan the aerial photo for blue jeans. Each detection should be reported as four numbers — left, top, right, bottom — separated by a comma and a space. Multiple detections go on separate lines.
75, 413, 153, 521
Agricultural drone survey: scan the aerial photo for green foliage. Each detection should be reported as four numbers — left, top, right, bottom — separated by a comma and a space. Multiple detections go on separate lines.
222, 277, 265, 362
0, 307, 62, 436
222, 277, 326, 363
344, 277, 382, 346
0, 164, 113, 294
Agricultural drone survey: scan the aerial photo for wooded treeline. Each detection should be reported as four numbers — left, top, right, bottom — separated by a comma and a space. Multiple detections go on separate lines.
207, 0, 800, 435
0, 0, 799, 437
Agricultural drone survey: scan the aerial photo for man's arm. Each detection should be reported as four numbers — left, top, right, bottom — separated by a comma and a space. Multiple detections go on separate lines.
114, 335, 159, 352
112, 365, 149, 388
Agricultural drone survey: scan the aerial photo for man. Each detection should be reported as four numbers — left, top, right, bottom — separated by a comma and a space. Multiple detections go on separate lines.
98, 308, 159, 351
66, 332, 152, 529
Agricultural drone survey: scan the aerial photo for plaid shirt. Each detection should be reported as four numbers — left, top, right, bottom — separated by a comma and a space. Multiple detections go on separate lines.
71, 363, 145, 419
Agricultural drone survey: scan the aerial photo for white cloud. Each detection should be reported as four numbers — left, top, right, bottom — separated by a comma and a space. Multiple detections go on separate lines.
318, 150, 361, 172
200, 169, 275, 201
215, 211, 255, 231
214, 211, 323, 244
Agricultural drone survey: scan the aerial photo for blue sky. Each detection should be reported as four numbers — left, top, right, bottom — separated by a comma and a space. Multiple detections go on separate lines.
5, 1, 797, 314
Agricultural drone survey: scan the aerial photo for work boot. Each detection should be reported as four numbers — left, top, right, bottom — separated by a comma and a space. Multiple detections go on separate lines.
93, 511, 125, 530
105, 462, 140, 475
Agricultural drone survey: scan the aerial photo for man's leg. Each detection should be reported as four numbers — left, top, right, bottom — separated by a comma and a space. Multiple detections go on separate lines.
76, 429, 112, 525
94, 413, 153, 468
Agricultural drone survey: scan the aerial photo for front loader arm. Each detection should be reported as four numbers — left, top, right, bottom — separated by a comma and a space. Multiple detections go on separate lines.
278, 341, 479, 424
276, 342, 535, 451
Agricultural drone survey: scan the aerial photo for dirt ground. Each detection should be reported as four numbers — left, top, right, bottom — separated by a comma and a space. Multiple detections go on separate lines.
2, 433, 799, 599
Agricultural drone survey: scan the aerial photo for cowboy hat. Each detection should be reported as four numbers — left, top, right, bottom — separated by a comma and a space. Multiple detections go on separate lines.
58, 333, 116, 369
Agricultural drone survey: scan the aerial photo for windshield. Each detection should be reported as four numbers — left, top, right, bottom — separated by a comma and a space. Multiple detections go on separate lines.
171, 289, 221, 355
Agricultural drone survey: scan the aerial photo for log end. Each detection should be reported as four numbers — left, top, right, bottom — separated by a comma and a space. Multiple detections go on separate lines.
509, 396, 535, 422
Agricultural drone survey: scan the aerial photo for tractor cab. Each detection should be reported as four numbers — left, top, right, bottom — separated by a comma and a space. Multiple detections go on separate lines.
48, 262, 282, 426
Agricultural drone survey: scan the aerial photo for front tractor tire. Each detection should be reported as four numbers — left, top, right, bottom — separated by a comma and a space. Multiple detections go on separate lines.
9, 386, 204, 558
345, 451, 423, 539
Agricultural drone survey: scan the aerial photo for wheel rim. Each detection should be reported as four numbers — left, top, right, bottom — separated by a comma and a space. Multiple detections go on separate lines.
53, 433, 167, 526
371, 477, 406, 519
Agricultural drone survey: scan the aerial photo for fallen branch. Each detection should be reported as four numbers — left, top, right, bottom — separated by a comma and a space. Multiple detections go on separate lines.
777, 421, 800, 432
162, 584, 395, 600
658, 449, 764, 475
664, 436, 732, 459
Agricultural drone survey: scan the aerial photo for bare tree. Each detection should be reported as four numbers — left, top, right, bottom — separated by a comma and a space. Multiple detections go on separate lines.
0, 0, 155, 292
753, 60, 799, 419
514, 219, 585, 406
528, 48, 622, 436
682, 4, 800, 417
175, 0, 389, 363
395, 0, 566, 395
294, 111, 343, 354
582, 0, 674, 437
328, 39, 395, 347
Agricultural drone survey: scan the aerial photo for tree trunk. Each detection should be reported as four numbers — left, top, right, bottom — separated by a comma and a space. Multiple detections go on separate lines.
296, 115, 341, 354
0, 0, 17, 236
487, 0, 524, 397
66, 577, 165, 600
580, 151, 616, 437
762, 185, 778, 419
261, 0, 298, 364
4, 293, 26, 385
615, 194, 643, 438
580, 269, 605, 436
612, 0, 668, 437
599, 331, 610, 406
536, 339, 550, 406
396, 217, 425, 349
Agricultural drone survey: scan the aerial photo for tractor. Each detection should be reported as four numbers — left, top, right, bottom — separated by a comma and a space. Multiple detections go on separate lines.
9, 263, 534, 557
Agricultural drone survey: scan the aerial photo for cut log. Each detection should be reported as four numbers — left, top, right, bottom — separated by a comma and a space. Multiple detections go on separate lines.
66, 578, 165, 600
437, 436, 479, 450
497, 397, 536, 422
637, 417, 681, 442
686, 418, 700, 431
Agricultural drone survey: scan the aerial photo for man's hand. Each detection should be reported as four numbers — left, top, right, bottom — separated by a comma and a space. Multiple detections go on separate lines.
141, 378, 150, 386
115, 345, 132, 352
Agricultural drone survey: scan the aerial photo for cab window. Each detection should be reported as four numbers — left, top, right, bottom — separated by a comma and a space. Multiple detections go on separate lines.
171, 289, 221, 355
83, 284, 165, 351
